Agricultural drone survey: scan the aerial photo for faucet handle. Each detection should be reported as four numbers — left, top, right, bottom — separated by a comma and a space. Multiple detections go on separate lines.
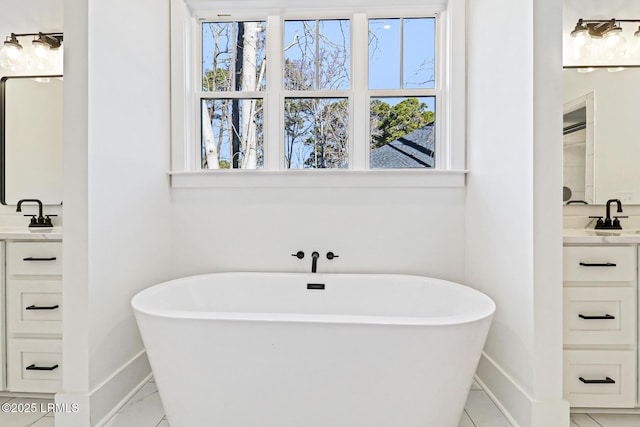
291, 251, 305, 259
592, 217, 607, 229
23, 215, 38, 226
326, 251, 339, 260
612, 216, 628, 228
43, 215, 57, 226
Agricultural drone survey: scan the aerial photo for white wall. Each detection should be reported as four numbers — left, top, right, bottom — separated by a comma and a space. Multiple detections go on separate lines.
171, 187, 466, 280
467, 0, 535, 392
466, 0, 567, 425
61, 0, 173, 424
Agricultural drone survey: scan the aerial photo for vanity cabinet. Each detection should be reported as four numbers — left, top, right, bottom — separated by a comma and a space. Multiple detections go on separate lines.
5, 241, 62, 393
562, 244, 637, 408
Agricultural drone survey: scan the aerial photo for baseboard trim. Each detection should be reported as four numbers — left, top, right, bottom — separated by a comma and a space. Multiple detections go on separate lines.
94, 373, 153, 426
476, 352, 569, 427
55, 350, 151, 427
90, 349, 152, 426
54, 350, 152, 427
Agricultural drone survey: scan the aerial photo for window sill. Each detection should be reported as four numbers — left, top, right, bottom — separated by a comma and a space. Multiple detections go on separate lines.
169, 169, 467, 189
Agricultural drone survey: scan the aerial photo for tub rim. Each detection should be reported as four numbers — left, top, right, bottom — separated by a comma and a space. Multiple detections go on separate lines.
131, 272, 496, 327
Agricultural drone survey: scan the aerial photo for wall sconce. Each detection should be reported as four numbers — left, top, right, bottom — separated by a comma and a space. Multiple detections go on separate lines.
0, 32, 63, 73
569, 19, 640, 68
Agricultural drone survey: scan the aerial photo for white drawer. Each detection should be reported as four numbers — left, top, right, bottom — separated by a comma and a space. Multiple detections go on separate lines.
7, 338, 62, 393
7, 280, 62, 335
7, 242, 62, 277
564, 287, 635, 345
564, 349, 636, 408
563, 246, 636, 283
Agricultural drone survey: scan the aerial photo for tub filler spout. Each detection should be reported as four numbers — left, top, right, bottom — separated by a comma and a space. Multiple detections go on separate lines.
311, 251, 319, 273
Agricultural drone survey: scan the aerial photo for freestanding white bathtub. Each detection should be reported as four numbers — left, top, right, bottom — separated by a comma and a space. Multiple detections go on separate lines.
132, 272, 495, 427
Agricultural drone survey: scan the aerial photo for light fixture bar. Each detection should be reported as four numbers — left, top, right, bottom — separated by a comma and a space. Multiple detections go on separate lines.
8, 32, 63, 38
574, 19, 640, 37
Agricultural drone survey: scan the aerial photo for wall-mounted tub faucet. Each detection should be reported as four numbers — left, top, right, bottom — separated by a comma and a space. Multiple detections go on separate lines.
311, 251, 320, 273
293, 250, 339, 273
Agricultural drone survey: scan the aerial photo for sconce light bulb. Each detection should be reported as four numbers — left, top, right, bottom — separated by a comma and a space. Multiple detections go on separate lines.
599, 26, 627, 62
31, 39, 53, 72
570, 22, 592, 61
32, 39, 50, 56
0, 38, 26, 71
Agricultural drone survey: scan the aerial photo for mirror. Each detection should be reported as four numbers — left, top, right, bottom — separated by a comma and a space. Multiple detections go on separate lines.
1, 76, 63, 205
563, 68, 640, 205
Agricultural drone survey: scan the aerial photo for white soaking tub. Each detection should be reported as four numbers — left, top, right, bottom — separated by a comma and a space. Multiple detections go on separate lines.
132, 272, 495, 427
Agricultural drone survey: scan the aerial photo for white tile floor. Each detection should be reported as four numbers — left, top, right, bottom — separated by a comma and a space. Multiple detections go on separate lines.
0, 396, 54, 427
571, 413, 640, 427
103, 379, 512, 427
6, 379, 636, 427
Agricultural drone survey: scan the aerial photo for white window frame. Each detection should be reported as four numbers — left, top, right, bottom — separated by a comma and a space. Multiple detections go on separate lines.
169, 0, 466, 188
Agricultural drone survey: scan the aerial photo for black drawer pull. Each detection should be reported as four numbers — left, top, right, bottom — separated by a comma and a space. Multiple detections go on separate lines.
25, 304, 59, 311
578, 314, 615, 320
26, 364, 59, 371
579, 262, 616, 267
23, 257, 57, 262
579, 376, 615, 384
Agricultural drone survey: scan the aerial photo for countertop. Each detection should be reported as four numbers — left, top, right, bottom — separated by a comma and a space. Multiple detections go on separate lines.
563, 228, 640, 244
0, 226, 62, 240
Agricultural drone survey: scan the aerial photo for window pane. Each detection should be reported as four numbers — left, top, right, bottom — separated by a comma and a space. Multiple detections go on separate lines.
284, 20, 350, 90
370, 97, 435, 168
369, 17, 436, 89
285, 98, 348, 169
201, 99, 263, 169
202, 21, 266, 92
369, 19, 400, 89
403, 18, 436, 89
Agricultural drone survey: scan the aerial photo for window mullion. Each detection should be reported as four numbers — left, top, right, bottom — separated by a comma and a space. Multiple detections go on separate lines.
192, 20, 204, 171
351, 13, 368, 170
399, 18, 404, 89
265, 15, 283, 170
